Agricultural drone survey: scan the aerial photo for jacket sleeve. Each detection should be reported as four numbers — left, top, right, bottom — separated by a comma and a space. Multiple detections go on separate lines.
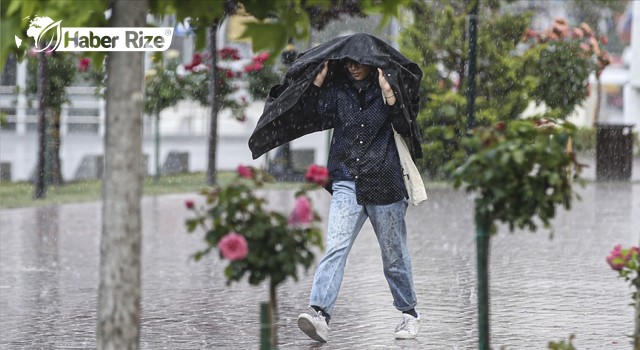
387, 102, 410, 135
300, 84, 335, 127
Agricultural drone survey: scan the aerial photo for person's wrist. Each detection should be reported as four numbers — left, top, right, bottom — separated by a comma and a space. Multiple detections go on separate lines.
384, 94, 396, 105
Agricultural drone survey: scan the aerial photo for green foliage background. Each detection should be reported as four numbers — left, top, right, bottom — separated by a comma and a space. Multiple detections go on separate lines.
399, 0, 602, 180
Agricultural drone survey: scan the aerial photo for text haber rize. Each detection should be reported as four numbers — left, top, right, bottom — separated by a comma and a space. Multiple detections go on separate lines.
64, 31, 165, 49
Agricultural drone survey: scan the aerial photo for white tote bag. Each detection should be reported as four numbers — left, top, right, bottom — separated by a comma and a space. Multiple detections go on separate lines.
393, 127, 427, 206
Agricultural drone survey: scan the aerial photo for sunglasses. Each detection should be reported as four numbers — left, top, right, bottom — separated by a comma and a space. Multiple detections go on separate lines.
344, 61, 362, 70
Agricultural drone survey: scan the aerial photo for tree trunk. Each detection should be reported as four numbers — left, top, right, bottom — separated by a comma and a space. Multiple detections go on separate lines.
206, 20, 220, 186
97, 0, 146, 349
48, 107, 63, 185
592, 77, 602, 127
34, 52, 47, 199
154, 112, 160, 182
269, 279, 278, 348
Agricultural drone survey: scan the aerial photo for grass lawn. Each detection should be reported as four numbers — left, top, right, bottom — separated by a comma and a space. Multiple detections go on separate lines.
0, 172, 232, 209
0, 171, 449, 210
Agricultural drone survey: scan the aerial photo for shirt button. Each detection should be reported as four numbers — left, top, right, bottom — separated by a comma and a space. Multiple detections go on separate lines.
360, 124, 364, 127
359, 141, 363, 144
356, 158, 360, 162
355, 176, 358, 179
359, 108, 362, 111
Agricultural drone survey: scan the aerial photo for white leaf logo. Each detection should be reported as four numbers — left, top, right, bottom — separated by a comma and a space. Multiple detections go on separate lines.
34, 20, 62, 52
15, 35, 22, 48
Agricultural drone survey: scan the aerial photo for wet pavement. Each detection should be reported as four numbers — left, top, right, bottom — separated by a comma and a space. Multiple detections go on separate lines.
1, 182, 638, 349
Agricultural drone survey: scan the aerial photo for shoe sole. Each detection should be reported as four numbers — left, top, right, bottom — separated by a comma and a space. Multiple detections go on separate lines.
297, 316, 327, 342
395, 333, 419, 340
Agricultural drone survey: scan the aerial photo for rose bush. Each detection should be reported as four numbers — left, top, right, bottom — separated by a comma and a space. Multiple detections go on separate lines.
607, 245, 640, 274
184, 164, 328, 345
451, 118, 583, 233
185, 164, 326, 286
607, 244, 640, 349
182, 48, 248, 121
244, 51, 279, 100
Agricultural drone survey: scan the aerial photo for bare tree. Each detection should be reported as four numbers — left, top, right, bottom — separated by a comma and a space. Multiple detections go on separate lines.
97, 0, 147, 349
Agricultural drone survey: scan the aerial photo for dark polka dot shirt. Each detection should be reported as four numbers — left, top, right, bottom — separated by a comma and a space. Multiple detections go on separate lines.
305, 75, 408, 205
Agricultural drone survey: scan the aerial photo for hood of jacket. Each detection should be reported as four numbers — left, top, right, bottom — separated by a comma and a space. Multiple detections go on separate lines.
248, 32, 424, 160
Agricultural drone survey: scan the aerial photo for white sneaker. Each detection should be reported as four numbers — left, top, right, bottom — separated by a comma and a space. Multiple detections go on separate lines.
394, 312, 421, 339
297, 307, 330, 342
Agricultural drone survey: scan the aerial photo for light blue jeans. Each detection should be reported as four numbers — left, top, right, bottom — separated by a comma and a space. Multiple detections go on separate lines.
309, 181, 417, 316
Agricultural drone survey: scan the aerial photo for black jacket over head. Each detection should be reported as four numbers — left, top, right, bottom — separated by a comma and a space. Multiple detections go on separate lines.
248, 32, 424, 160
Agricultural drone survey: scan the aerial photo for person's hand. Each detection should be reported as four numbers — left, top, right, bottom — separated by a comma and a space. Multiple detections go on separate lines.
378, 68, 396, 105
313, 61, 329, 87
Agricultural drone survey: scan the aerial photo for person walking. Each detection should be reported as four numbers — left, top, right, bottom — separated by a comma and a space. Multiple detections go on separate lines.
248, 33, 425, 343
292, 58, 421, 342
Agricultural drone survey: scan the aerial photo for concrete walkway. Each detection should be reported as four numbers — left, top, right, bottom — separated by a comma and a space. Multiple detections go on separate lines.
1, 182, 638, 349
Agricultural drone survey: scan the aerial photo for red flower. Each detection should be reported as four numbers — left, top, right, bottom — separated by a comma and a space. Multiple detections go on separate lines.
237, 165, 253, 179
305, 165, 329, 187
244, 62, 263, 73
185, 53, 202, 71
219, 47, 240, 61
78, 57, 90, 72
254, 52, 269, 64
289, 195, 313, 226
494, 121, 506, 132
218, 232, 249, 261
599, 35, 609, 46
523, 28, 538, 41
185, 200, 195, 209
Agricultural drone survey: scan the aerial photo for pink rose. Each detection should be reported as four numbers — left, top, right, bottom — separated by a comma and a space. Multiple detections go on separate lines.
607, 245, 625, 271
289, 195, 313, 226
571, 28, 584, 40
623, 246, 639, 260
237, 165, 253, 179
305, 165, 329, 187
218, 232, 249, 261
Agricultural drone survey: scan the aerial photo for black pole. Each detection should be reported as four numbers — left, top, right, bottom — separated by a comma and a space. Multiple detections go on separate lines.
466, 0, 478, 131
272, 43, 297, 181
465, 1, 490, 349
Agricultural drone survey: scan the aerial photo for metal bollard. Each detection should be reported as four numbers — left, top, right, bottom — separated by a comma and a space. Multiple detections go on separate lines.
260, 302, 270, 350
